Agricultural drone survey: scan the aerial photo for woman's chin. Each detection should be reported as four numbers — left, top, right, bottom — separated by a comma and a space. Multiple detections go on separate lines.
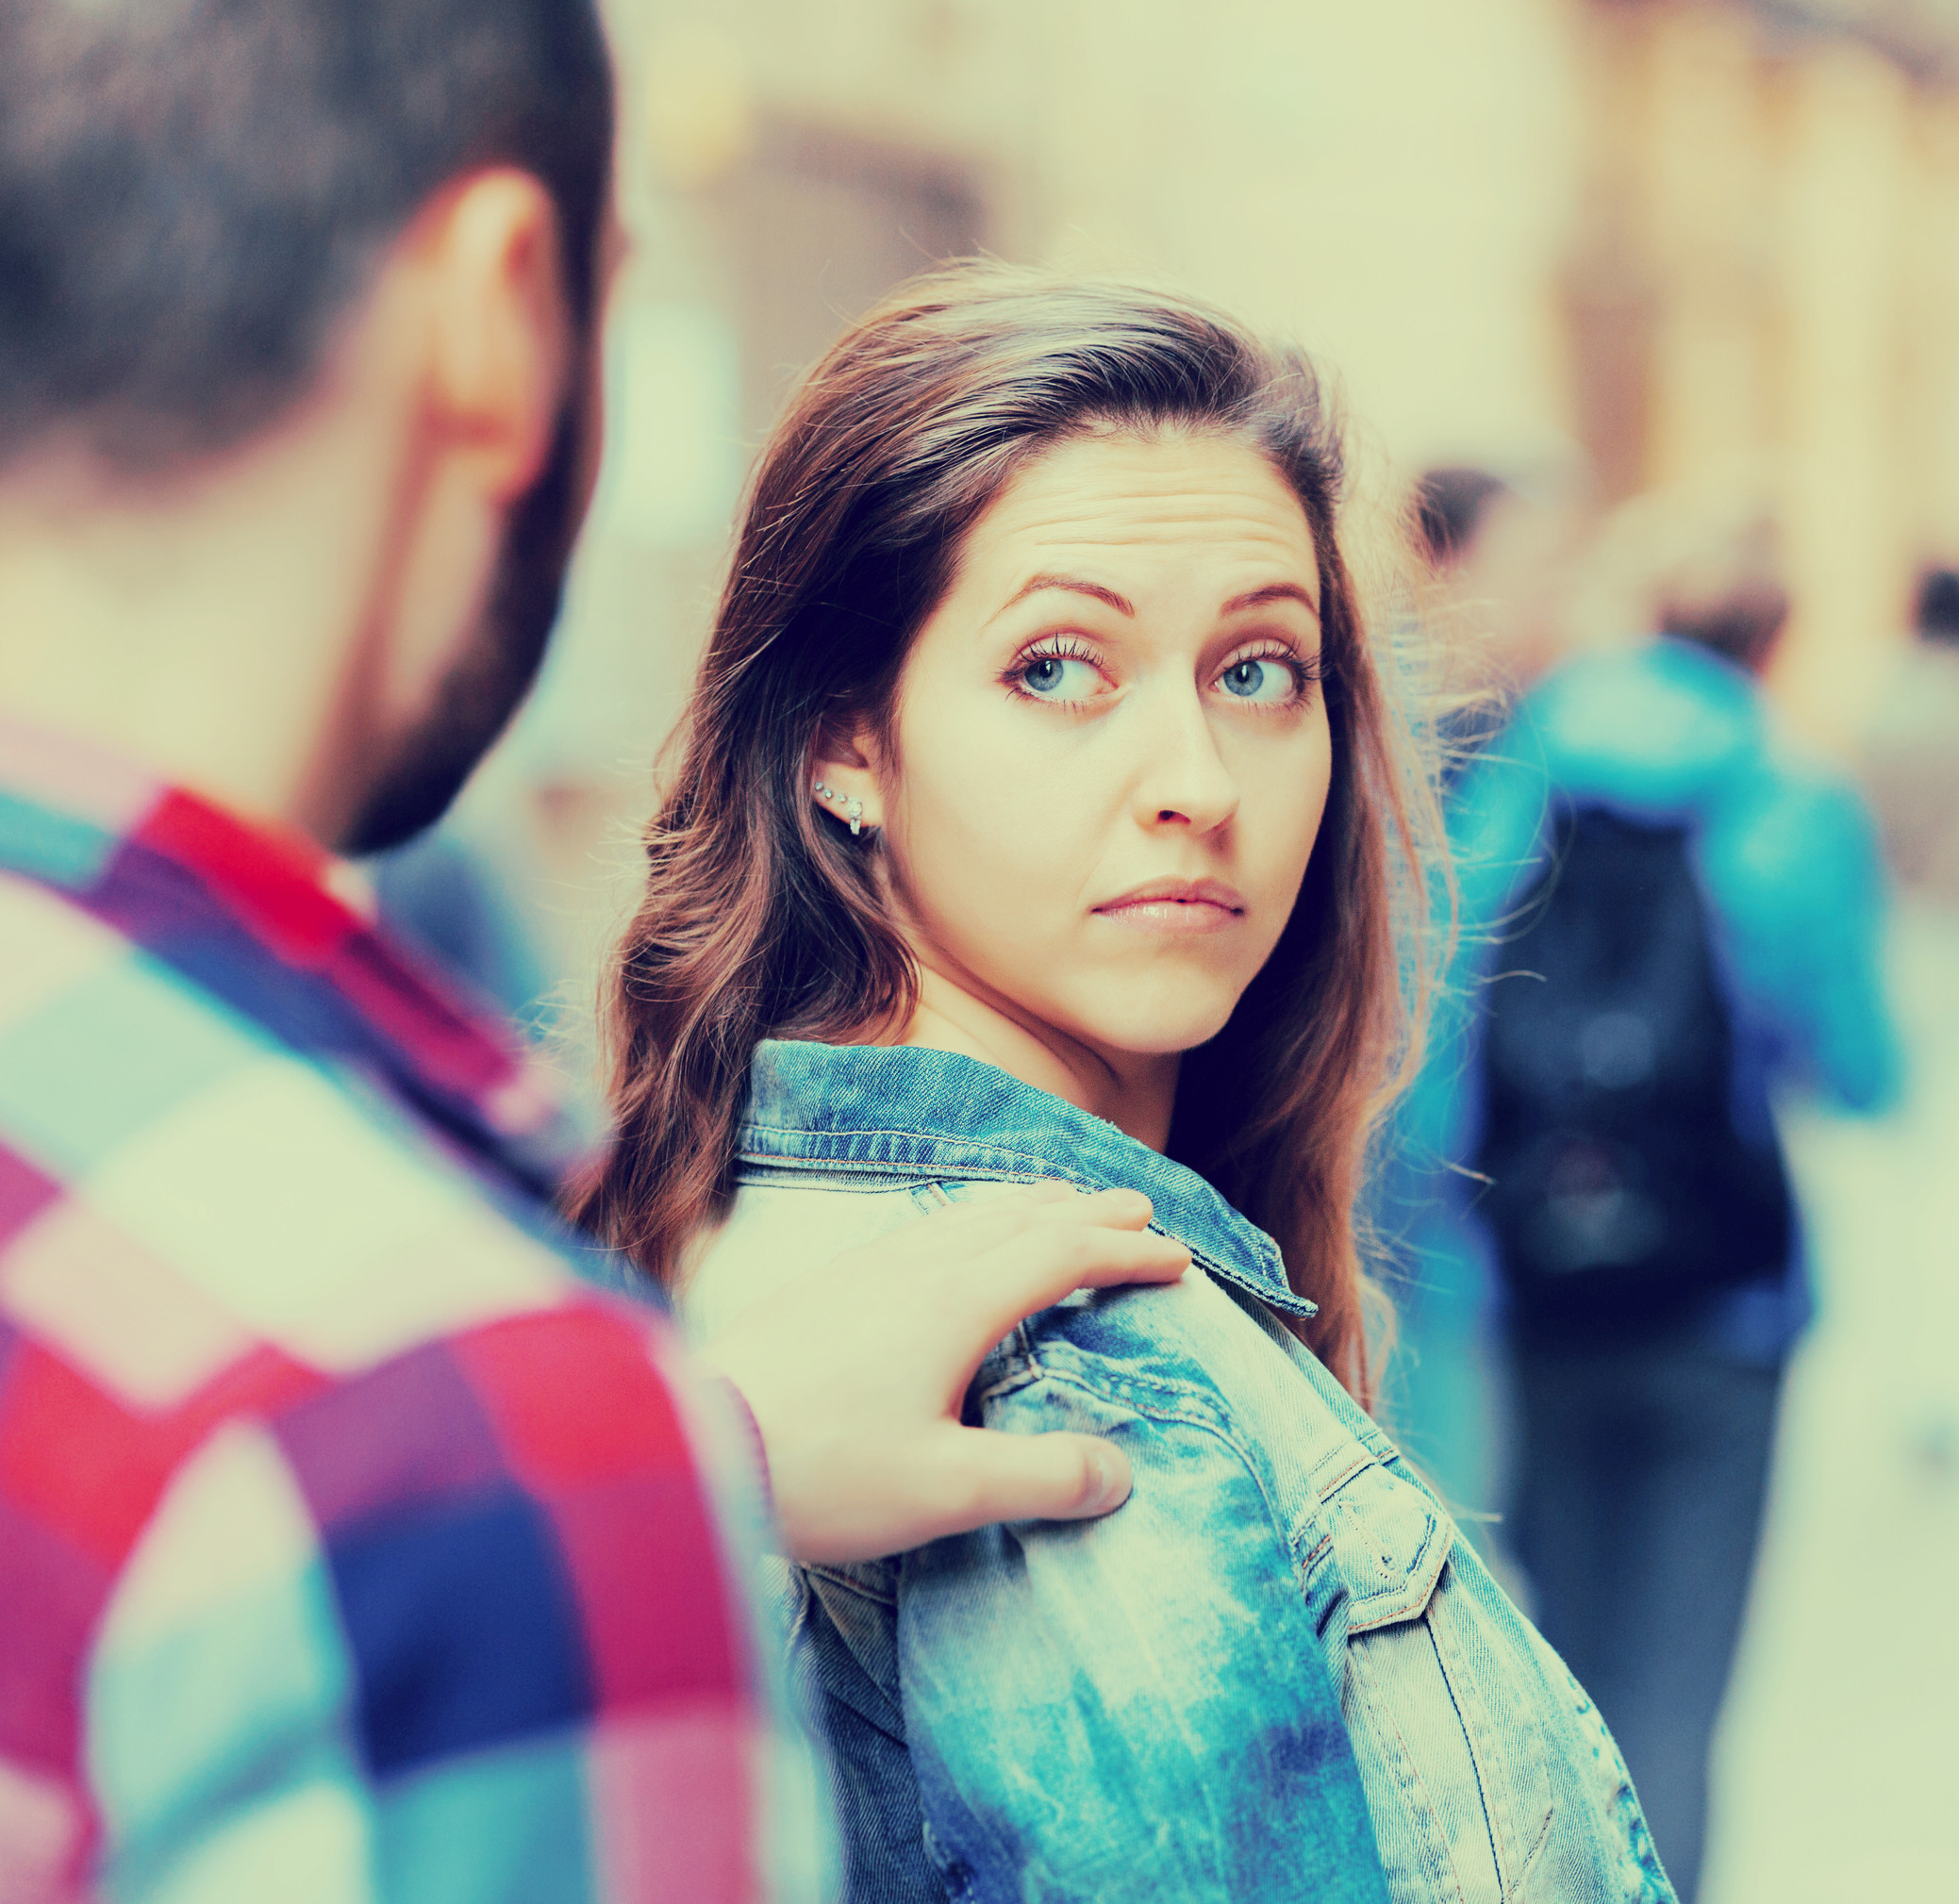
1068, 1003, 1238, 1063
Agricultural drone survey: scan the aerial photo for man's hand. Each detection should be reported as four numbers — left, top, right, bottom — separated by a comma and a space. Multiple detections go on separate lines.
695, 1184, 1190, 1564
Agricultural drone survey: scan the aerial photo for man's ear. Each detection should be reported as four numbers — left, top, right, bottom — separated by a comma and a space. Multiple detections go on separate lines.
331, 168, 578, 772
414, 168, 573, 503
810, 717, 888, 835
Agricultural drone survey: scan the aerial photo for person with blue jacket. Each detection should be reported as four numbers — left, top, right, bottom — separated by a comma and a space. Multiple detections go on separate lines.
1415, 505, 1901, 1902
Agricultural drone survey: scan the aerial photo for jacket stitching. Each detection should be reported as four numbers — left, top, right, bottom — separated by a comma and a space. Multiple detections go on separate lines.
734, 1142, 1308, 1314
1508, 1801, 1557, 1899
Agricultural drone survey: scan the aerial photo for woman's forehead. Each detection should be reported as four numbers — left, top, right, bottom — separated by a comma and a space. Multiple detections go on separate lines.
961, 432, 1320, 604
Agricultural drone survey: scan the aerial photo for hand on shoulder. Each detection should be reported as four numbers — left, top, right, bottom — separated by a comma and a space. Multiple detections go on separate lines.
694, 1184, 1190, 1563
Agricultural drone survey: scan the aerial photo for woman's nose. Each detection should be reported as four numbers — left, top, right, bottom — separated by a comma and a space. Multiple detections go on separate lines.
1129, 687, 1240, 835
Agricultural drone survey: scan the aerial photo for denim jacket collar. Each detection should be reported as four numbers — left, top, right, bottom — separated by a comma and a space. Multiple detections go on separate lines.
738, 1038, 1315, 1320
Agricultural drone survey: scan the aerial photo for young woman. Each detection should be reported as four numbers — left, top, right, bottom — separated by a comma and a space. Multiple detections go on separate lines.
581, 266, 1673, 1904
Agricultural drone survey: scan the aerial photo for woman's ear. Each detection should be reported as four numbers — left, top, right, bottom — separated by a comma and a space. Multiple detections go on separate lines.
810, 719, 888, 836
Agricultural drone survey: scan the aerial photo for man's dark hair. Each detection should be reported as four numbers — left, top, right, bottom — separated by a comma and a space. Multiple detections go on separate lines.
1651, 512, 1788, 677
0, 0, 613, 472
1413, 466, 1509, 569
1915, 565, 1959, 646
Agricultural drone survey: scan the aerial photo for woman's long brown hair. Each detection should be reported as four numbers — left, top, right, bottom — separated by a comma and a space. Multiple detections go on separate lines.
575, 263, 1443, 1406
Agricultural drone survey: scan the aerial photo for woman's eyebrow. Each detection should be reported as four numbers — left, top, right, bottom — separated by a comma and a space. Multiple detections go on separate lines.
1222, 582, 1320, 619
993, 572, 1136, 620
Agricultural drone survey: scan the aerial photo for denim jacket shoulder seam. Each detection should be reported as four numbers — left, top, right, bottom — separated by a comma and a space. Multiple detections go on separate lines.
732, 1162, 939, 1196
739, 1125, 1077, 1183
738, 1144, 1308, 1316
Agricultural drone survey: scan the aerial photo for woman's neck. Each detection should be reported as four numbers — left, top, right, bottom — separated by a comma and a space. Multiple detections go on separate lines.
893, 960, 1181, 1152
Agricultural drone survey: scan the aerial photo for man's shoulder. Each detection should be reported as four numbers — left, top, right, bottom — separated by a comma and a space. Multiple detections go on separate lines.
0, 865, 722, 1816
0, 862, 701, 1601
0, 866, 598, 1377
0, 869, 749, 1760
0, 865, 719, 1843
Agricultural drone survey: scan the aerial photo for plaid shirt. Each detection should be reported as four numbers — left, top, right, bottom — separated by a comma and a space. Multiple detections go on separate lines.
0, 720, 825, 1903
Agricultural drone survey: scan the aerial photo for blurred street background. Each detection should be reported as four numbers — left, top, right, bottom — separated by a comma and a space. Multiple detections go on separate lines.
391, 2, 1959, 1893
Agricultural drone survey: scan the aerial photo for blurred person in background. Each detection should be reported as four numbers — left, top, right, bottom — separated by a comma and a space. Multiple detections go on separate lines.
0, 4, 1191, 1898
1851, 564, 1959, 1489
1415, 461, 1587, 709
1436, 499, 1901, 1901
583, 266, 1676, 1904
1371, 460, 1588, 1543
1862, 564, 1959, 913
1415, 467, 1513, 576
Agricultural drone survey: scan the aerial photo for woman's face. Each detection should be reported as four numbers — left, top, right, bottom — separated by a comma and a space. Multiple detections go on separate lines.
868, 428, 1334, 1068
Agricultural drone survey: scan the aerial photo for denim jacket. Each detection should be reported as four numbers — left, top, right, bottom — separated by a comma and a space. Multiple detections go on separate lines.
685, 1040, 1674, 1904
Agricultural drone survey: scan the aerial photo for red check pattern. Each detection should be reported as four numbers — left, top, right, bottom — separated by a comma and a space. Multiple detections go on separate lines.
0, 720, 825, 1903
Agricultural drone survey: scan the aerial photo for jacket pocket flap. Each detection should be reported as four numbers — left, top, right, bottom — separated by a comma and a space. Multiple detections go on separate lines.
1322, 1463, 1451, 1632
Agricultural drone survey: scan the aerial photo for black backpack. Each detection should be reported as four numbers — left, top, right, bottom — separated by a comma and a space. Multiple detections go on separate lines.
1473, 803, 1794, 1327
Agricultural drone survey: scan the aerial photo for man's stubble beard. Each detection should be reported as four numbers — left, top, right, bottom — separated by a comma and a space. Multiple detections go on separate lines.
340, 392, 591, 859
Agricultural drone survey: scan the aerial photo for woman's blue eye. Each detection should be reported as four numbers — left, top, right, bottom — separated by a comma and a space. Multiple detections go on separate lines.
1020, 654, 1100, 699
1220, 657, 1294, 703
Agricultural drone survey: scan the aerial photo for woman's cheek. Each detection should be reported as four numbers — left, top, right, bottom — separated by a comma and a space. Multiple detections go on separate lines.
884, 779, 1028, 961
1242, 730, 1333, 897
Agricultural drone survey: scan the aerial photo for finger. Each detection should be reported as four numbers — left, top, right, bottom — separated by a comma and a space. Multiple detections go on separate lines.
930, 1428, 1134, 1538
1063, 1228, 1191, 1286
933, 1180, 1075, 1217
886, 1182, 1086, 1252
955, 1223, 1190, 1349
1020, 1179, 1075, 1205
1025, 1184, 1154, 1230
927, 1184, 1157, 1261
869, 1183, 1154, 1271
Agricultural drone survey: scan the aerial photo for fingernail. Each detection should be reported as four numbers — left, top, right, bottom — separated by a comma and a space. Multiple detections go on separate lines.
1086, 1447, 1130, 1512
1024, 1179, 1073, 1202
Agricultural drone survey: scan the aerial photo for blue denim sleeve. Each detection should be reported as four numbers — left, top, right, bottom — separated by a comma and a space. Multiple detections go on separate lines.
891, 1365, 1392, 1904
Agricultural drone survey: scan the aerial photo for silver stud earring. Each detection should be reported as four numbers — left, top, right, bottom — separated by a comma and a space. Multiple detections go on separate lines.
813, 779, 837, 803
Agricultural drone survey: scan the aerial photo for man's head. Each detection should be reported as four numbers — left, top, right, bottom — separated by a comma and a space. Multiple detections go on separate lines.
1648, 506, 1788, 678
0, 0, 614, 851
1413, 467, 1512, 574
1413, 462, 1585, 690
1914, 566, 1959, 649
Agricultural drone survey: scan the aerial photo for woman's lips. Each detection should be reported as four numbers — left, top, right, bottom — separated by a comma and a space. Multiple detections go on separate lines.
1094, 898, 1241, 935
1092, 880, 1248, 935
